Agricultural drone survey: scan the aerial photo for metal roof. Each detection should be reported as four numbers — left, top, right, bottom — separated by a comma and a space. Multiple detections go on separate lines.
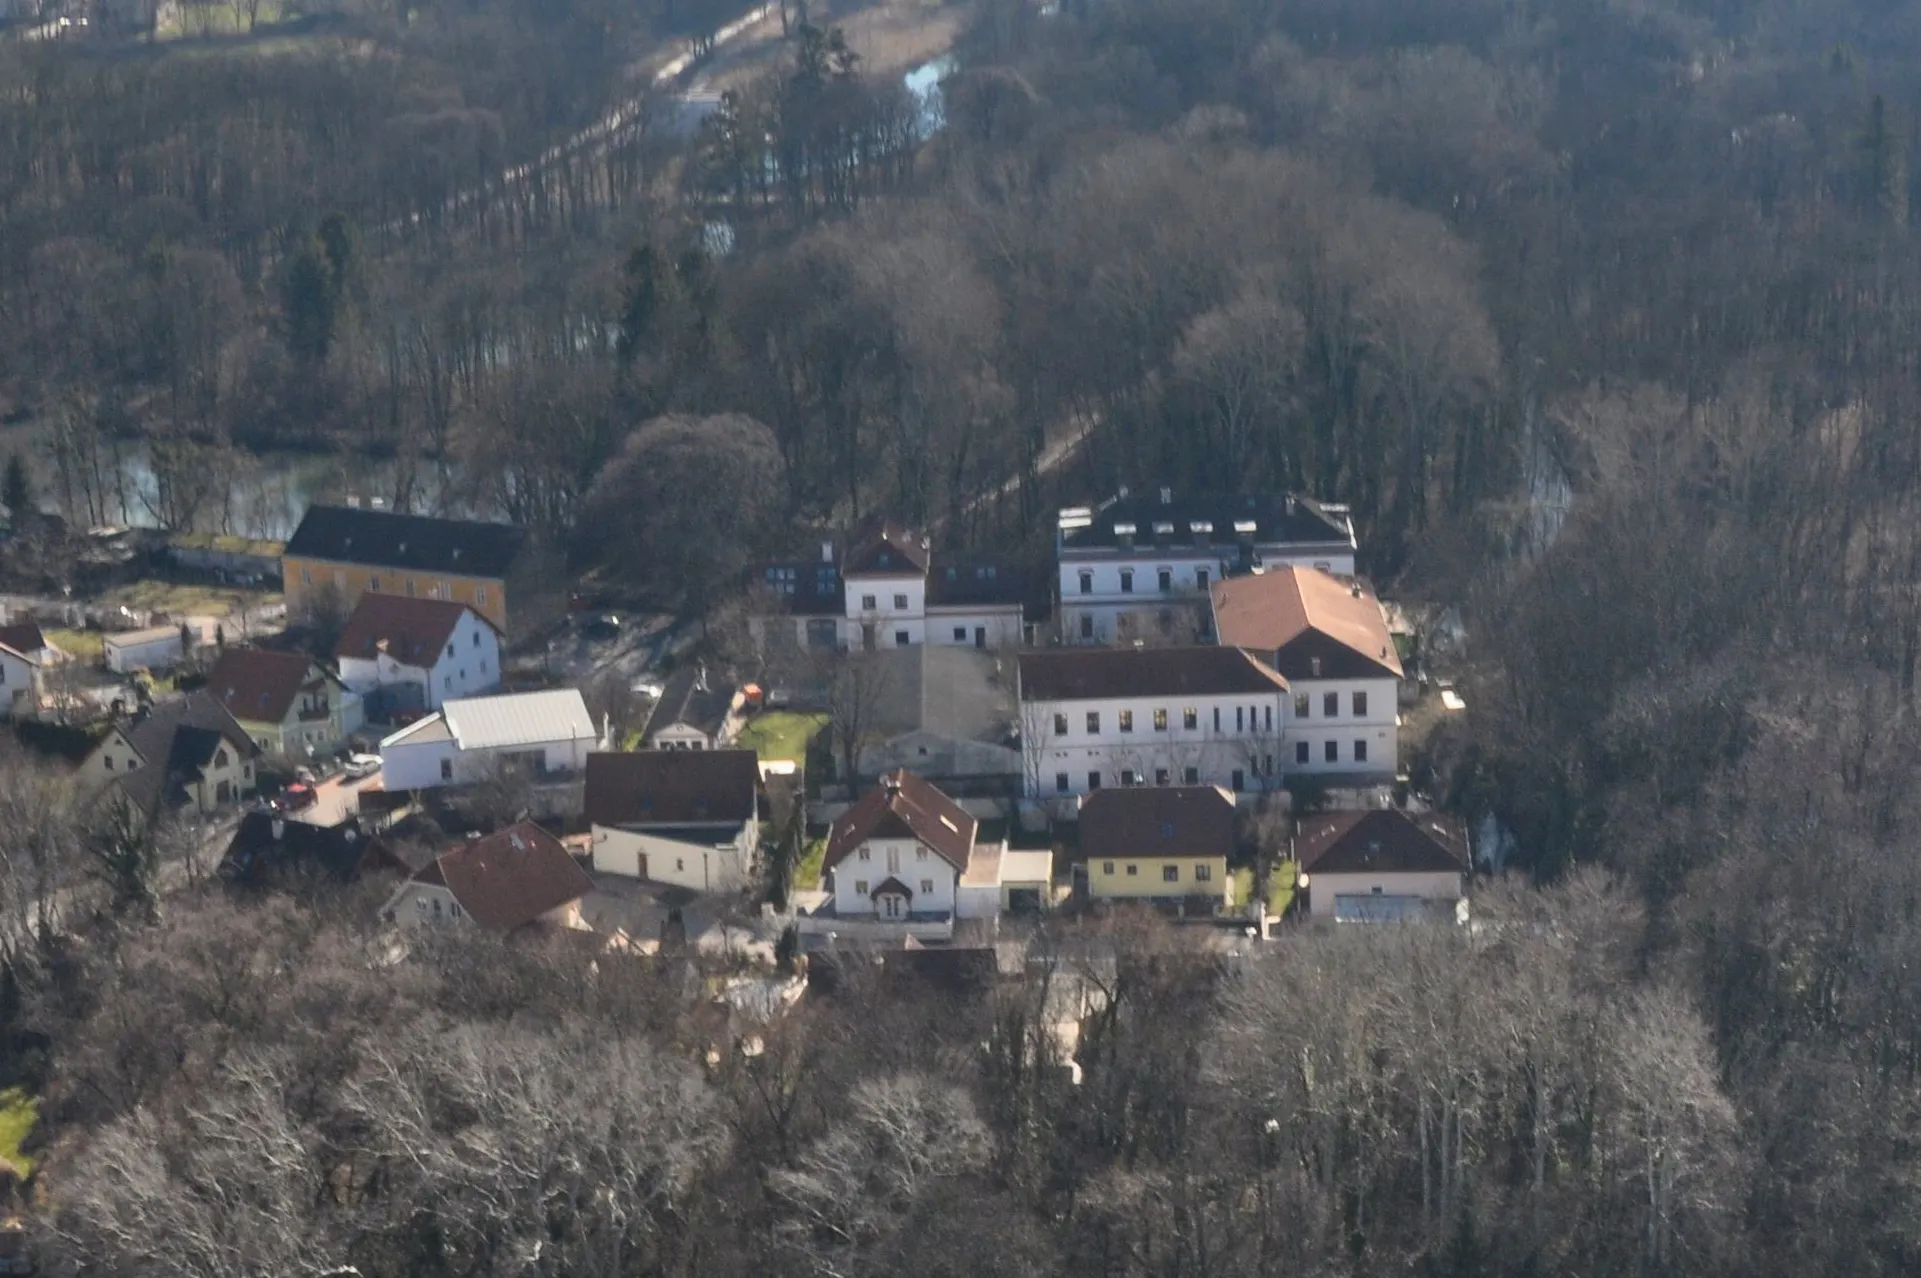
443, 689, 597, 750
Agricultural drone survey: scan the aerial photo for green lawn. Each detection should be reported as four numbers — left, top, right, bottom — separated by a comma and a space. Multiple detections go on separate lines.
47, 628, 104, 660
0, 1086, 37, 1177
794, 836, 826, 890
1268, 861, 1298, 918
98, 580, 280, 618
735, 711, 827, 763
1231, 867, 1255, 909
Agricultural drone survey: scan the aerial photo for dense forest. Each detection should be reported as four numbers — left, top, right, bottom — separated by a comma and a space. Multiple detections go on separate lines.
9, 0, 1921, 1272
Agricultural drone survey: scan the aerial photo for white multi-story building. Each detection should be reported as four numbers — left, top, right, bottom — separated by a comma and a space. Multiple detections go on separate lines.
1210, 566, 1402, 779
334, 593, 502, 716
586, 748, 761, 893
751, 519, 1029, 653
1016, 647, 1293, 803
1057, 489, 1356, 645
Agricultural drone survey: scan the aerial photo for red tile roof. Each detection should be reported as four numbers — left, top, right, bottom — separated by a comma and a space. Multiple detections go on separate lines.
1295, 809, 1470, 875
417, 822, 593, 931
335, 593, 494, 667
825, 770, 975, 872
1211, 567, 1402, 680
207, 648, 330, 725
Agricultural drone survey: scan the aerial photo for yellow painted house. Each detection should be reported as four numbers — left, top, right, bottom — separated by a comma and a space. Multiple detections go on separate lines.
1079, 784, 1236, 910
282, 505, 531, 635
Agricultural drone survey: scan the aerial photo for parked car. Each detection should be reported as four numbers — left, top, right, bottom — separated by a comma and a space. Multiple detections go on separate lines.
276, 783, 317, 813
343, 753, 382, 780
631, 676, 665, 699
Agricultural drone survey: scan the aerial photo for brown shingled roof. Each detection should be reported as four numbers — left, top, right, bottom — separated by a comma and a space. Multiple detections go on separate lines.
207, 647, 331, 725
1294, 809, 1470, 875
418, 822, 593, 931
1079, 785, 1237, 861
825, 770, 975, 872
1210, 567, 1403, 681
1018, 646, 1289, 702
844, 519, 931, 576
335, 593, 495, 667
583, 749, 761, 827
0, 621, 47, 657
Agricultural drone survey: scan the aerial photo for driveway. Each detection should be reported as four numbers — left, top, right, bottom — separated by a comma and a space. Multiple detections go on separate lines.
290, 771, 384, 827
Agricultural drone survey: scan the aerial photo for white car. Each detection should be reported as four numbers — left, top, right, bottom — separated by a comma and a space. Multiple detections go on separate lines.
343, 754, 383, 779
631, 677, 665, 699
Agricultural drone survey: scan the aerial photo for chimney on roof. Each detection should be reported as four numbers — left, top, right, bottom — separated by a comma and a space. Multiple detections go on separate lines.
882, 773, 901, 795
1160, 486, 1172, 505
1351, 583, 1362, 598
1286, 495, 1296, 516
1310, 657, 1322, 677
821, 540, 834, 565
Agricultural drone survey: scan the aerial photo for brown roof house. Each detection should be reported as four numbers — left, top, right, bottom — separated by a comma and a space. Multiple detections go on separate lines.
585, 749, 762, 893
1079, 785, 1236, 913
79, 692, 262, 817
1293, 807, 1471, 923
207, 647, 364, 759
382, 822, 594, 932
1210, 566, 1402, 779
803, 770, 1048, 942
334, 593, 503, 720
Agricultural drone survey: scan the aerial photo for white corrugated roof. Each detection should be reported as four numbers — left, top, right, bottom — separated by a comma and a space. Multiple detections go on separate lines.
443, 689, 597, 750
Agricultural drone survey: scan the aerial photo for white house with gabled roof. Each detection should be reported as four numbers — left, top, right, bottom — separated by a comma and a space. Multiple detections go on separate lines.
380, 689, 603, 791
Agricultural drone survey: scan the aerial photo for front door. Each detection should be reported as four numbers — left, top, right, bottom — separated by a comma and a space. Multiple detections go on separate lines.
862, 622, 877, 652
880, 893, 905, 920
974, 626, 986, 648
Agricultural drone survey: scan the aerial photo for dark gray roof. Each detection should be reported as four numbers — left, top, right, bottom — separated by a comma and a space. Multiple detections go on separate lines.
867, 646, 1014, 742
109, 692, 258, 817
643, 666, 733, 742
285, 505, 526, 578
584, 749, 761, 826
1060, 491, 1352, 552
1018, 647, 1289, 702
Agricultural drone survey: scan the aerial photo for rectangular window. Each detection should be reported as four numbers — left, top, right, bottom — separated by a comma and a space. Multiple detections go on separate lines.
447, 642, 456, 659
1355, 739, 1369, 763
415, 897, 427, 917
1182, 707, 1197, 730
921, 879, 934, 894
1078, 570, 1093, 596
1325, 740, 1339, 763
406, 579, 416, 597
1265, 705, 1273, 731
1195, 569, 1209, 589
895, 630, 910, 647
1054, 713, 1069, 736
1102, 861, 1115, 875
1324, 692, 1339, 718
1055, 772, 1070, 794
300, 566, 312, 586
1163, 865, 1180, 883
916, 846, 927, 860
473, 632, 481, 648
1088, 771, 1102, 790
1119, 569, 1134, 594
894, 593, 909, 610
476, 586, 487, 606
1232, 768, 1245, 790
676, 858, 685, 871
862, 594, 877, 611
1213, 707, 1221, 732
855, 880, 869, 895
1079, 615, 1095, 639
1155, 768, 1169, 786
1297, 741, 1310, 764
1087, 712, 1101, 733
1353, 691, 1369, 716
1119, 710, 1134, 733
1195, 864, 1212, 882
1295, 693, 1310, 718
1153, 708, 1168, 731
859, 848, 870, 861
1183, 766, 1199, 784
1157, 568, 1172, 592
953, 627, 967, 641
439, 758, 453, 780
103, 756, 114, 771
1120, 769, 1136, 786
1126, 863, 1138, 876
369, 576, 380, 592
1236, 707, 1244, 732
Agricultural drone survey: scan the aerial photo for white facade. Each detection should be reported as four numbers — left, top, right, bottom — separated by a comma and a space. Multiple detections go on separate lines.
1282, 677, 1400, 775
593, 823, 758, 893
1306, 870, 1465, 919
1020, 690, 1290, 800
337, 607, 500, 711
846, 572, 927, 648
829, 834, 960, 921
0, 646, 39, 719
1061, 549, 1357, 645
105, 627, 184, 674
379, 691, 601, 791
926, 606, 1025, 649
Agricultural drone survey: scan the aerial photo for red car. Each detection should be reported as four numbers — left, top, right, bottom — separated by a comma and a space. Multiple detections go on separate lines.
276, 783, 318, 813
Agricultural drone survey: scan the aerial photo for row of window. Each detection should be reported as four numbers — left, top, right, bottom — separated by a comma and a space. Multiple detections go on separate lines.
855, 845, 930, 868
414, 894, 464, 920
1053, 705, 1275, 737
298, 566, 487, 607
1099, 861, 1214, 883
1077, 567, 1209, 596
852, 879, 937, 896
1052, 740, 1371, 793
859, 593, 912, 612
1299, 691, 1368, 718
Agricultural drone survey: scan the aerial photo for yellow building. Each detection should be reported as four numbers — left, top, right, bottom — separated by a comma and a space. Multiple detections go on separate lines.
1079, 784, 1236, 910
282, 504, 530, 635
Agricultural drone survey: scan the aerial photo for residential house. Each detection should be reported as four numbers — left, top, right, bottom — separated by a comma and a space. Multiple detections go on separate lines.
1057, 489, 1356, 645
641, 665, 736, 750
334, 592, 502, 719
382, 822, 594, 932
850, 645, 1022, 796
1294, 808, 1471, 922
379, 689, 603, 791
282, 503, 556, 638
750, 518, 1032, 653
585, 748, 762, 892
207, 647, 365, 759
0, 621, 65, 668
1079, 785, 1236, 912
0, 637, 40, 720
79, 692, 261, 816
1016, 647, 1292, 803
1210, 566, 1402, 779
816, 770, 978, 940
